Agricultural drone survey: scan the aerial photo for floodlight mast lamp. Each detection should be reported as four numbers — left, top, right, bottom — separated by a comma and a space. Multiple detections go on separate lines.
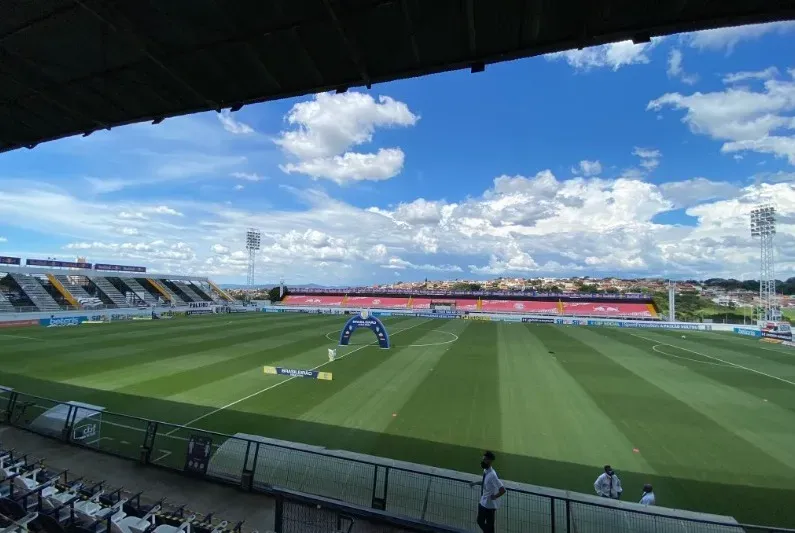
750, 205, 777, 322
245, 228, 261, 290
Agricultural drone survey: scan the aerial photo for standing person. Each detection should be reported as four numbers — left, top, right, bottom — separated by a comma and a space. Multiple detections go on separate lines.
594, 465, 623, 499
469, 451, 506, 533
639, 484, 656, 505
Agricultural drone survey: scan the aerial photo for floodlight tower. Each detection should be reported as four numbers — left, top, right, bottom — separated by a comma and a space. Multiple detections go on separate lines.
245, 228, 261, 290
668, 280, 676, 322
750, 205, 778, 322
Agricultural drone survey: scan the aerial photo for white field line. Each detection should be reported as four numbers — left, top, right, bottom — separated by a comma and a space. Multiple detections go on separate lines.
153, 450, 173, 463
630, 332, 795, 388
0, 334, 42, 341
165, 319, 431, 436
652, 344, 729, 367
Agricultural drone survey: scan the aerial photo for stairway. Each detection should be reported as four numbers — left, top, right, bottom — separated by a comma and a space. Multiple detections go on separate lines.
185, 282, 213, 302
10, 273, 61, 312
173, 281, 203, 303
0, 291, 15, 312
89, 276, 128, 308
120, 278, 157, 306
153, 280, 187, 305
53, 275, 91, 299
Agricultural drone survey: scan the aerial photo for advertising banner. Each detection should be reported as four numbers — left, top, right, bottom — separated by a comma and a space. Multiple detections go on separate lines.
733, 327, 762, 337
0, 319, 39, 328
40, 316, 85, 327
0, 256, 21, 265
762, 330, 793, 342
94, 263, 146, 273
27, 259, 92, 269
522, 317, 555, 324
464, 315, 491, 321
263, 366, 333, 381
187, 309, 215, 316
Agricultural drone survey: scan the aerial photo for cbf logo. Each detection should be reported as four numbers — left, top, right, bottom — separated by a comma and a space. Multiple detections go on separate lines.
73, 423, 97, 441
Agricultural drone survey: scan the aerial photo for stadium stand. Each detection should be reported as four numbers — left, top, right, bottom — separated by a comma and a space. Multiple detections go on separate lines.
171, 282, 207, 303
157, 281, 189, 305
283, 294, 660, 319
0, 291, 15, 312
52, 275, 92, 303
9, 274, 60, 312
561, 301, 658, 318
183, 283, 214, 303
120, 278, 160, 306
89, 276, 130, 308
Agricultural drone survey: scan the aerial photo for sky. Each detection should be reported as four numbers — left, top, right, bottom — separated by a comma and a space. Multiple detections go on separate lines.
1, 22, 795, 285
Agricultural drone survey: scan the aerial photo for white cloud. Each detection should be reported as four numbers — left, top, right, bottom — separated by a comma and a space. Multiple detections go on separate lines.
64, 240, 196, 262
380, 257, 462, 273
120, 227, 139, 236
572, 160, 602, 177
648, 74, 795, 164
217, 110, 254, 134
666, 49, 698, 85
234, 184, 245, 191
659, 178, 740, 209
546, 40, 661, 71
0, 237, 6, 242
632, 147, 662, 172
118, 211, 148, 220
281, 148, 405, 185
687, 21, 795, 52
723, 67, 780, 85
230, 172, 265, 182
211, 244, 230, 255
146, 205, 183, 217
275, 92, 419, 184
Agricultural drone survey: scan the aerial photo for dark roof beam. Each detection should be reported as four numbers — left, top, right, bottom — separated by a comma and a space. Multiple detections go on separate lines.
74, 0, 220, 111
206, 0, 283, 93
322, 0, 371, 89
0, 50, 109, 130
400, 0, 421, 65
465, 0, 482, 73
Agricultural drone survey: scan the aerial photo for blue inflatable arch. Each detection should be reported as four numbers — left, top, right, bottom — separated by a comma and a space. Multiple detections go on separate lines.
339, 310, 390, 349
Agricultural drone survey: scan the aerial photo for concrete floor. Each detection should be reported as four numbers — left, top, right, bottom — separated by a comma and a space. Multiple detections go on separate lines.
0, 425, 275, 531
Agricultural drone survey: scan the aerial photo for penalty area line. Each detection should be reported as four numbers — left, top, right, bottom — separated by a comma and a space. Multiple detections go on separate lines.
166, 319, 430, 436
630, 332, 795, 388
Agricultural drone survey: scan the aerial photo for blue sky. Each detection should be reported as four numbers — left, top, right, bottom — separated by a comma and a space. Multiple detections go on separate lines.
1, 22, 794, 285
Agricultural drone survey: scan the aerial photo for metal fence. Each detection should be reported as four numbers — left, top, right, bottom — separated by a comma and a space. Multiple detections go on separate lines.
2, 390, 793, 533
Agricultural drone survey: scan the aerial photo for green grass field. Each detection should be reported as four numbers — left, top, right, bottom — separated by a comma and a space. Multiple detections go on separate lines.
1, 313, 795, 527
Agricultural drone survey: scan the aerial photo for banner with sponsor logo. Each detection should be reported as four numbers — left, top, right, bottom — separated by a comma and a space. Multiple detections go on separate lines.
0, 319, 39, 328
187, 309, 215, 316
340, 311, 390, 348
263, 366, 332, 381
733, 327, 762, 337
522, 317, 555, 324
762, 330, 793, 341
464, 315, 491, 321
94, 263, 146, 273
27, 259, 92, 269
40, 316, 85, 327
189, 301, 213, 308
0, 256, 21, 265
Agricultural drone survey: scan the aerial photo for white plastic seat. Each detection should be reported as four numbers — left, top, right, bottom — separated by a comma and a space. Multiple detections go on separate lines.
152, 515, 195, 533
110, 505, 160, 533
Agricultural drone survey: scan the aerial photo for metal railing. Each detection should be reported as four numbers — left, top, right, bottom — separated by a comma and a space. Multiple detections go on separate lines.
2, 389, 793, 533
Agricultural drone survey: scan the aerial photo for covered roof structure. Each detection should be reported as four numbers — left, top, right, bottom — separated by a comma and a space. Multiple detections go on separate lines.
1, 0, 794, 153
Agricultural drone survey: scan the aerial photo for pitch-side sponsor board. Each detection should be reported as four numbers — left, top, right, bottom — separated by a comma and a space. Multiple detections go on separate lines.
40, 316, 84, 327
522, 317, 555, 324
263, 366, 332, 381
0, 319, 39, 328
733, 327, 762, 337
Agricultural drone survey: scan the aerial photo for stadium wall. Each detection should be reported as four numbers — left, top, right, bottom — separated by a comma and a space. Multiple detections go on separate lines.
262, 305, 752, 333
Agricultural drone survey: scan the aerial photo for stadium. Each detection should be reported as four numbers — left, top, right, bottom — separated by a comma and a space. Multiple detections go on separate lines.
1, 2, 795, 533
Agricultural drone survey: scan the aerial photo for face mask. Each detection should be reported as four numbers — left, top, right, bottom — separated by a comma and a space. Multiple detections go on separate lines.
480, 461, 488, 469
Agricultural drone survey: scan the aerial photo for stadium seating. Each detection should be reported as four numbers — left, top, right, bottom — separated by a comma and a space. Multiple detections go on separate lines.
0, 446, 237, 533
561, 301, 657, 318
89, 276, 130, 308
120, 279, 159, 306
171, 281, 206, 303
0, 291, 14, 312
284, 294, 659, 318
9, 274, 60, 312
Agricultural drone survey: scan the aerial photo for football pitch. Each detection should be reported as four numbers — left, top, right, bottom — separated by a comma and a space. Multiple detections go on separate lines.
1, 313, 794, 527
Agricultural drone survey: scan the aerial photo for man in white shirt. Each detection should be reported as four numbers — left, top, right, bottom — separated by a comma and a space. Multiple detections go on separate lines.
469, 451, 506, 533
639, 484, 656, 505
594, 465, 623, 499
